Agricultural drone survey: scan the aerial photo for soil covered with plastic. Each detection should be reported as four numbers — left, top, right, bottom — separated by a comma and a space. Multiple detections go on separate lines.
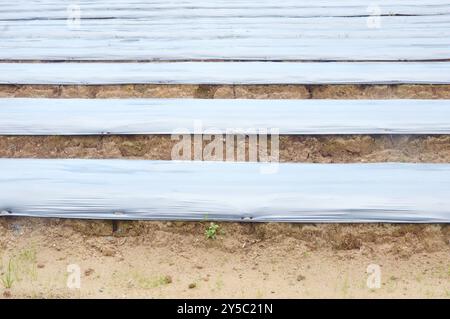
0, 84, 449, 298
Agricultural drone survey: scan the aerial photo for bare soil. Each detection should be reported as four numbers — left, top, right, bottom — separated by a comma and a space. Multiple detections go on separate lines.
0, 135, 449, 163
0, 218, 449, 298
1, 84, 449, 99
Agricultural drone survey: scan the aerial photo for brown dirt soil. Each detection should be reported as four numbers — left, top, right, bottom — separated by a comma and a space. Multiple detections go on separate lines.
0, 84, 449, 99
0, 135, 449, 163
0, 218, 449, 298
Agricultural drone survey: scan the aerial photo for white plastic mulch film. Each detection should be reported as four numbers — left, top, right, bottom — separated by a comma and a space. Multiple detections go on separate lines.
1, 0, 449, 61
1, 159, 450, 223
1, 0, 449, 224
1, 62, 450, 85
1, 98, 450, 135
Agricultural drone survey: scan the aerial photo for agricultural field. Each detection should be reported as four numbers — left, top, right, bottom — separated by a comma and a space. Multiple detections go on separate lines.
1, 84, 449, 299
1, 218, 449, 298
1, 0, 450, 301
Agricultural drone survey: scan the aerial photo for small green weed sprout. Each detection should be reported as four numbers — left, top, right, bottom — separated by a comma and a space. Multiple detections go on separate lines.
205, 223, 220, 240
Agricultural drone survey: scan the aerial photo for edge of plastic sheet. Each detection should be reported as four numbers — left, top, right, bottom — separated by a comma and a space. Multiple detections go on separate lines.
1, 159, 449, 223
1, 62, 450, 85
0, 98, 449, 135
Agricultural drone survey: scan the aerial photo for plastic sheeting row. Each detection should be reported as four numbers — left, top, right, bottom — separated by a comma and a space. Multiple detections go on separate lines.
1, 98, 450, 135
1, 62, 450, 85
1, 0, 449, 61
0, 159, 449, 222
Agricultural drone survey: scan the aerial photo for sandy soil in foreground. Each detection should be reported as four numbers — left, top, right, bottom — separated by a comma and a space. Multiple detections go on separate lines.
0, 218, 449, 299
